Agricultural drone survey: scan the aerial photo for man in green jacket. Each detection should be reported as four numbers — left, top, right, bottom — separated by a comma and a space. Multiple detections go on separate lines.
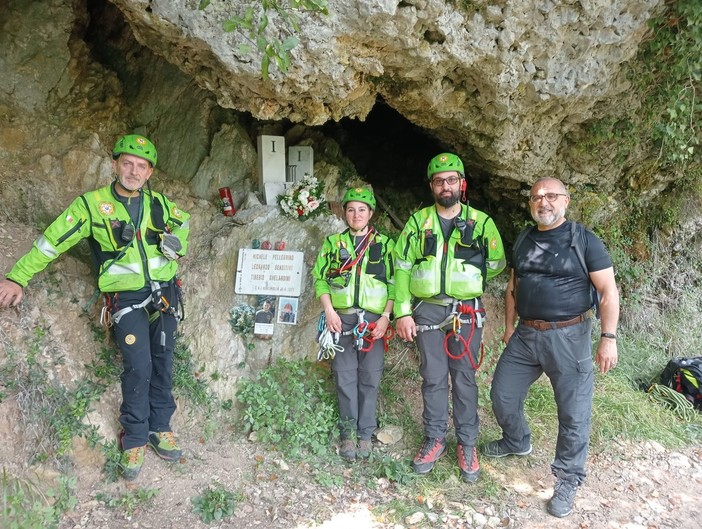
0, 134, 190, 480
394, 153, 505, 482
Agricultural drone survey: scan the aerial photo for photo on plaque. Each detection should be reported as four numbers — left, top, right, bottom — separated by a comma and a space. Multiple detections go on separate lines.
277, 297, 298, 325
254, 297, 276, 337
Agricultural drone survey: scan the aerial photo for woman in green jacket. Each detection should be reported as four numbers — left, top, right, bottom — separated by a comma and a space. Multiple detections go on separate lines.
312, 187, 394, 461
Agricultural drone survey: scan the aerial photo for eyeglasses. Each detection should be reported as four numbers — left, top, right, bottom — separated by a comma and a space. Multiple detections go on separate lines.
431, 176, 460, 187
529, 192, 568, 203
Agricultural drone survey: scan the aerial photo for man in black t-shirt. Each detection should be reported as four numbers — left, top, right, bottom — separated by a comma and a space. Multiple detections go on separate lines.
484, 178, 619, 518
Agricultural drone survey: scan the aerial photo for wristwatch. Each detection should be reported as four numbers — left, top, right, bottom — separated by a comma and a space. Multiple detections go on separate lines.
600, 332, 617, 340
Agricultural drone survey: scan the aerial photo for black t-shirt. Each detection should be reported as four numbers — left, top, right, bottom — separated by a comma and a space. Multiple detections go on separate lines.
114, 191, 142, 225
515, 222, 612, 321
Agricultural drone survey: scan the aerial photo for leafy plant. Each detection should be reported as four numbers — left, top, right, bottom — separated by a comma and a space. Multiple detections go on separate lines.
100, 440, 123, 483
96, 487, 159, 516
236, 358, 338, 456
192, 484, 242, 523
8, 336, 105, 462
644, 1, 702, 167
172, 342, 212, 410
199, 0, 329, 79
0, 468, 74, 529
371, 454, 417, 485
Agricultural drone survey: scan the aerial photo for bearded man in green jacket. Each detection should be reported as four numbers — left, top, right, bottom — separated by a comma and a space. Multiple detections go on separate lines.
393, 153, 506, 483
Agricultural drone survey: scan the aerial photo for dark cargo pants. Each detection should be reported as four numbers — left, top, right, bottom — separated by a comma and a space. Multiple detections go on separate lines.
414, 300, 483, 447
331, 311, 385, 441
490, 320, 594, 483
110, 283, 178, 450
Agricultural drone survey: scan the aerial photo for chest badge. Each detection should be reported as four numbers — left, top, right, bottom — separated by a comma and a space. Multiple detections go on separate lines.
99, 202, 115, 216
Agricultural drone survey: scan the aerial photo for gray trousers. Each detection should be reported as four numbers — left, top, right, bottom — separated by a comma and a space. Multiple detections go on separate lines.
490, 320, 594, 484
414, 301, 483, 446
331, 312, 385, 441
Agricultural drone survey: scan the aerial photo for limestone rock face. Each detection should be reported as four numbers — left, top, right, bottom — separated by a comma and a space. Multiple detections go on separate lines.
111, 0, 661, 179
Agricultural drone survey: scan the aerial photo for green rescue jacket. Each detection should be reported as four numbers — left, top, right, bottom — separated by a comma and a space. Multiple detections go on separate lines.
312, 229, 395, 314
392, 204, 505, 318
7, 183, 190, 293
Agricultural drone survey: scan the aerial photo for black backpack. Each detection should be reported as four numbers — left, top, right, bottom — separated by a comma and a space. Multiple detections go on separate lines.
660, 357, 702, 410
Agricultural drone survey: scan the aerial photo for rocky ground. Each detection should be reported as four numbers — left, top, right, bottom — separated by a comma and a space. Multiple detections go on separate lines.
55, 425, 702, 529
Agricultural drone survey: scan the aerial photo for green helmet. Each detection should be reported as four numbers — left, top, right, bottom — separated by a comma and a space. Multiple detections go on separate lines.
427, 152, 464, 179
342, 187, 376, 210
112, 134, 158, 167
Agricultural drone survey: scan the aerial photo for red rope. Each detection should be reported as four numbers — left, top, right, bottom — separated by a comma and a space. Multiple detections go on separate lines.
359, 322, 395, 352
443, 304, 485, 369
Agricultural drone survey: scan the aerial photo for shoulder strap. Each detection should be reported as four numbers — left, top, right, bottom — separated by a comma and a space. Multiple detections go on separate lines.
569, 220, 601, 318
512, 225, 534, 265
569, 221, 588, 276
79, 195, 101, 275
148, 190, 167, 231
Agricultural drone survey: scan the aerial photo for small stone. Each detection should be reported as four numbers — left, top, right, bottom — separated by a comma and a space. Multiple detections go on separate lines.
375, 425, 403, 445
405, 511, 425, 524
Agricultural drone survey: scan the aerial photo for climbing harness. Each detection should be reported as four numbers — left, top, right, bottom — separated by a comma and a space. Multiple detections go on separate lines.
316, 313, 344, 360
354, 320, 396, 353
317, 309, 395, 360
341, 309, 395, 353
416, 299, 486, 369
107, 281, 181, 326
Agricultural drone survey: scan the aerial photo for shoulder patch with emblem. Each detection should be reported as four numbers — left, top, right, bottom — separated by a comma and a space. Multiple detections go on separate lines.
124, 334, 136, 345
490, 238, 498, 250
171, 206, 183, 218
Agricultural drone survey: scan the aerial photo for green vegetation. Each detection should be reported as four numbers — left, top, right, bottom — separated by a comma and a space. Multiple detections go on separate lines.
198, 0, 329, 79
642, 1, 702, 167
236, 358, 338, 456
580, 1, 702, 171
1, 327, 104, 463
0, 312, 219, 520
96, 487, 159, 516
1, 469, 76, 529
192, 484, 243, 523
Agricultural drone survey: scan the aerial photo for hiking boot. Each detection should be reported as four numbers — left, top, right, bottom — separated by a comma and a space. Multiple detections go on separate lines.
483, 439, 532, 458
457, 444, 479, 483
339, 439, 356, 461
120, 445, 146, 481
148, 431, 182, 461
547, 471, 579, 518
412, 437, 446, 474
357, 439, 373, 459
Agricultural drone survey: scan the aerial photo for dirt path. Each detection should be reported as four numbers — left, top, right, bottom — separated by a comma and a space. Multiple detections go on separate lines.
56, 431, 702, 529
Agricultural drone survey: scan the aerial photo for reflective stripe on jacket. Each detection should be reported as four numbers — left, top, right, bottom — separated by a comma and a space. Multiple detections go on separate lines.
392, 204, 505, 318
312, 229, 395, 314
7, 183, 189, 292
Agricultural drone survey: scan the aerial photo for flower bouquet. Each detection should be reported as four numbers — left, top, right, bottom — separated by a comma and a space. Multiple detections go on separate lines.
278, 175, 327, 220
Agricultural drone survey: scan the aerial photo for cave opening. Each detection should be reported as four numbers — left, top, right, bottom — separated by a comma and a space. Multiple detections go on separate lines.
318, 98, 444, 201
